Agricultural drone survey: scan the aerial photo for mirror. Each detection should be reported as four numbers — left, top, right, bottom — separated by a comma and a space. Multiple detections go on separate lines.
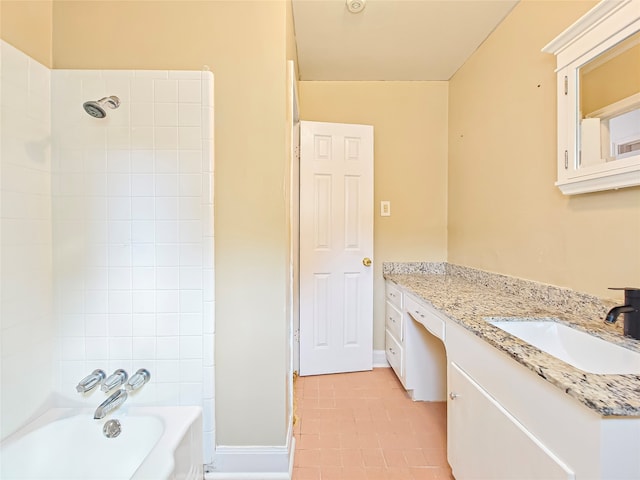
543, 0, 640, 195
578, 30, 640, 167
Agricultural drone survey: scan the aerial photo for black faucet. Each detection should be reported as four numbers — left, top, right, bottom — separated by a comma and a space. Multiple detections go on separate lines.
605, 288, 640, 339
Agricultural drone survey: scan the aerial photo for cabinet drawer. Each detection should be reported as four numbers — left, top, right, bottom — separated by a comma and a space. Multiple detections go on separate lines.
385, 329, 403, 380
405, 294, 445, 341
385, 301, 403, 341
386, 283, 403, 309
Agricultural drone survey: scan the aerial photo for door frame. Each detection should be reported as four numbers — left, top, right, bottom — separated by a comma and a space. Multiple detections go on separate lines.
287, 60, 301, 409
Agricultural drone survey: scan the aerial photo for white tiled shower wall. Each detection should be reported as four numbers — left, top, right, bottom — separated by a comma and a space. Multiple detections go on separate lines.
0, 41, 54, 440
52, 69, 215, 460
0, 41, 215, 462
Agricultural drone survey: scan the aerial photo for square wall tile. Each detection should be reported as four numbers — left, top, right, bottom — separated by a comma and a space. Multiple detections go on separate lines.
131, 244, 155, 266
131, 103, 154, 127
178, 80, 202, 103
131, 150, 154, 173
180, 336, 202, 360
157, 313, 180, 336
154, 79, 178, 103
155, 103, 178, 127
133, 290, 156, 313
85, 338, 109, 360
180, 313, 203, 336
131, 78, 155, 102
180, 359, 203, 383
156, 336, 179, 359
109, 337, 133, 359
156, 359, 180, 383
108, 267, 132, 290
155, 150, 178, 173
132, 314, 156, 336
156, 221, 178, 243
157, 267, 180, 289
85, 314, 109, 336
132, 174, 154, 197
157, 290, 180, 313
179, 104, 201, 127
132, 197, 155, 220
108, 313, 133, 335
179, 382, 203, 406
155, 127, 178, 149
132, 337, 156, 360
60, 337, 85, 361
132, 267, 156, 290
132, 220, 155, 243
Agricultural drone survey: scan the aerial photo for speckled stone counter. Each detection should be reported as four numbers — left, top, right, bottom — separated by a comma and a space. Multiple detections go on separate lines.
383, 262, 640, 417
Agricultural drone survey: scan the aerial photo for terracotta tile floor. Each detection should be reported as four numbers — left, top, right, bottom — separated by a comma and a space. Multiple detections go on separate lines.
292, 368, 455, 480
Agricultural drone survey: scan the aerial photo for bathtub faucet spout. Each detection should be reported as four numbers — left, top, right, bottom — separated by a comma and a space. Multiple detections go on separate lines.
94, 389, 128, 420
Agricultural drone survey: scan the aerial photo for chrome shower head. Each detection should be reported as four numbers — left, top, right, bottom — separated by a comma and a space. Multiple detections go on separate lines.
83, 96, 120, 118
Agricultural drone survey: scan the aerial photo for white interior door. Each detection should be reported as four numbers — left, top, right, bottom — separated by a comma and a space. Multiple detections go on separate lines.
299, 120, 374, 376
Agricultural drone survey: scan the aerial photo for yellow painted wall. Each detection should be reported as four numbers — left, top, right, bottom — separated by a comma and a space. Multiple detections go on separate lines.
299, 81, 449, 349
448, 0, 640, 301
53, 0, 291, 446
0, 0, 52, 67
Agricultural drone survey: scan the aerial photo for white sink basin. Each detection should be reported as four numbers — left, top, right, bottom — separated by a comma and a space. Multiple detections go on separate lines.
488, 320, 640, 375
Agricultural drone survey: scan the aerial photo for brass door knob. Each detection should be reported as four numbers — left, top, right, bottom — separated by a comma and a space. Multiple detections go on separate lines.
362, 257, 372, 267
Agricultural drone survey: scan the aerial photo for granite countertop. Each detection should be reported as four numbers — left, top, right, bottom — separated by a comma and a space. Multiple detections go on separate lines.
383, 262, 640, 417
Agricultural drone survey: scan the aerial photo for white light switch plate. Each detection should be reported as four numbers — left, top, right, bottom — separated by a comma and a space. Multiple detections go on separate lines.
381, 201, 391, 216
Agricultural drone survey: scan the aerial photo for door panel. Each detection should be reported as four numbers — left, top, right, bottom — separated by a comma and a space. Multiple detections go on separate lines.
299, 121, 374, 376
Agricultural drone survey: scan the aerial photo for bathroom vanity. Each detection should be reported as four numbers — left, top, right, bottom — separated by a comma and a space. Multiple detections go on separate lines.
384, 263, 640, 479
384, 281, 447, 401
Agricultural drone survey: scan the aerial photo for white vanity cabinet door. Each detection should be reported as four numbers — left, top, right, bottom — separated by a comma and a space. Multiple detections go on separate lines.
448, 362, 575, 480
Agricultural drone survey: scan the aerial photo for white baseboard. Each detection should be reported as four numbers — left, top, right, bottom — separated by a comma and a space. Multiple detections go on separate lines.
205, 423, 295, 480
373, 349, 390, 368
206, 355, 388, 479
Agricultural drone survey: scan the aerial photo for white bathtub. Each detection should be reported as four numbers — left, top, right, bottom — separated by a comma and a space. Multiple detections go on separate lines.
0, 406, 203, 480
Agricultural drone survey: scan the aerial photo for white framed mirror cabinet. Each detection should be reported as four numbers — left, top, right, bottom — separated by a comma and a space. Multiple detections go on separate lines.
543, 0, 640, 195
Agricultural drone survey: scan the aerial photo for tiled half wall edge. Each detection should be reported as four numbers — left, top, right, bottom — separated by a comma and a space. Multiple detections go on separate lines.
1, 40, 54, 440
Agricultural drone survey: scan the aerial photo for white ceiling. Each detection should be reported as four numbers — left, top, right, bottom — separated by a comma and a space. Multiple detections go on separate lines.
292, 0, 520, 81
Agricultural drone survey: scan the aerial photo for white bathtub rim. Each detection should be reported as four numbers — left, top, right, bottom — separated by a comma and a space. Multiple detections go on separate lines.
1, 406, 203, 480
132, 405, 202, 480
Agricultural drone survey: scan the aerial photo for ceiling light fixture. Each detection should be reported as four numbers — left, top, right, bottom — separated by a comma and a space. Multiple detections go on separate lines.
346, 0, 366, 14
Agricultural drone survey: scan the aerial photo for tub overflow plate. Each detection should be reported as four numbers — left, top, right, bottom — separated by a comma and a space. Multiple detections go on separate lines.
103, 419, 122, 438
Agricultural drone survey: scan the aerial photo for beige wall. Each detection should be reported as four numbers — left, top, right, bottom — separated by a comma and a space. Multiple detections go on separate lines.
299, 81, 448, 349
0, 0, 52, 67
6, 0, 638, 455
448, 0, 640, 301
53, 0, 291, 447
